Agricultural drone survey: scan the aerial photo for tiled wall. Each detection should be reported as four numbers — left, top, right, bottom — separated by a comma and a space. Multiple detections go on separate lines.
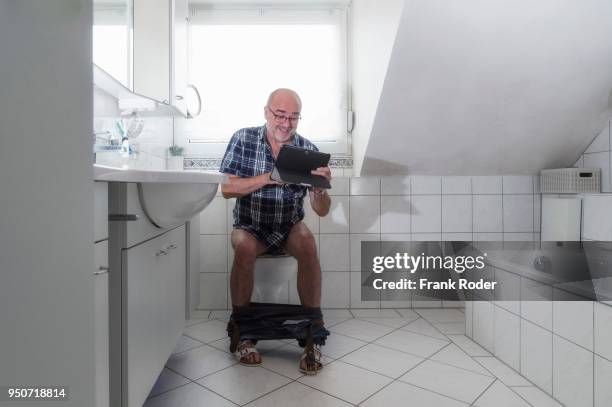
465, 272, 612, 407
93, 88, 174, 170
198, 173, 540, 310
464, 118, 612, 407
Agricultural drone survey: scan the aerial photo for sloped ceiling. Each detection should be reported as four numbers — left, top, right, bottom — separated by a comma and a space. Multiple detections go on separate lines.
359, 0, 612, 175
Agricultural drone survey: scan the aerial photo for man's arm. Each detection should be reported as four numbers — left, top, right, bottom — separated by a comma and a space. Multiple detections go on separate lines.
309, 189, 331, 217
221, 173, 278, 199
308, 166, 332, 217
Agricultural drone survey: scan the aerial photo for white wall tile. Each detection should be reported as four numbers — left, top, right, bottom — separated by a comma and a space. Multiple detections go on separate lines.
595, 355, 612, 407
320, 196, 350, 233
473, 195, 503, 232
584, 152, 611, 193
494, 268, 520, 314
473, 176, 502, 194
494, 305, 520, 370
503, 195, 534, 232
442, 176, 471, 194
321, 272, 350, 308
411, 195, 441, 233
553, 296, 594, 351
473, 233, 503, 241
200, 235, 227, 273
582, 195, 612, 241
594, 302, 612, 360
473, 301, 494, 353
350, 234, 379, 272
225, 198, 235, 234
442, 195, 472, 232
350, 177, 380, 195
411, 176, 441, 195
381, 196, 411, 233
442, 233, 472, 241
380, 234, 411, 242
350, 196, 380, 233
553, 334, 593, 407
521, 278, 553, 330
411, 233, 442, 241
320, 234, 350, 271
585, 124, 610, 153
199, 273, 228, 309
350, 271, 380, 308
381, 176, 410, 195
503, 233, 535, 241
200, 197, 228, 234
503, 176, 534, 194
521, 319, 553, 393
329, 177, 350, 196
534, 194, 541, 232
302, 201, 320, 234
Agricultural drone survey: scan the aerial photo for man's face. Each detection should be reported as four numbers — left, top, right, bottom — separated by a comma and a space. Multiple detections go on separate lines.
264, 92, 301, 144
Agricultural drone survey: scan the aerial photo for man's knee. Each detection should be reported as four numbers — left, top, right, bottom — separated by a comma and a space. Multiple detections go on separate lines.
232, 231, 259, 266
290, 224, 318, 259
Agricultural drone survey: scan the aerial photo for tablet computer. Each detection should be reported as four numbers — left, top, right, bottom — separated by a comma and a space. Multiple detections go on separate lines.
271, 145, 331, 189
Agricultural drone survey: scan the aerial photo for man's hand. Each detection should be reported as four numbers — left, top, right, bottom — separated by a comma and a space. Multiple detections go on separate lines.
310, 166, 332, 195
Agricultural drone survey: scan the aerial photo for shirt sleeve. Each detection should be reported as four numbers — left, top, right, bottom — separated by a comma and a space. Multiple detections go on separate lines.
219, 130, 244, 176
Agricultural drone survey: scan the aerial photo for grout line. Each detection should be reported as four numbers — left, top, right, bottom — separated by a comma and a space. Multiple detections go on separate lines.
469, 378, 497, 406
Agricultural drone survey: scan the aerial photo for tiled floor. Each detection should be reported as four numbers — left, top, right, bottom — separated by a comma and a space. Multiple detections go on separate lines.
144, 309, 562, 407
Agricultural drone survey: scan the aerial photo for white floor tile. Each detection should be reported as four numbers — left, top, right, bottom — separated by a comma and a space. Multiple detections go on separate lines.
553, 334, 593, 407
143, 382, 236, 407
434, 322, 466, 335
183, 319, 229, 344
172, 335, 204, 354
393, 308, 420, 319
322, 309, 353, 318
429, 344, 493, 377
446, 335, 492, 357
245, 382, 352, 407
340, 343, 424, 378
330, 318, 395, 342
165, 345, 237, 380
198, 364, 291, 405
473, 380, 530, 407
210, 310, 232, 320
298, 360, 392, 405
357, 316, 416, 328
399, 360, 495, 403
595, 355, 612, 407
351, 308, 401, 318
474, 357, 530, 387
374, 330, 448, 358
401, 318, 448, 340
147, 368, 190, 399
511, 386, 563, 407
361, 381, 468, 407
325, 316, 353, 327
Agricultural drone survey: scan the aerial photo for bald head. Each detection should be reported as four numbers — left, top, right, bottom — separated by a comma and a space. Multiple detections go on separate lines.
267, 88, 302, 111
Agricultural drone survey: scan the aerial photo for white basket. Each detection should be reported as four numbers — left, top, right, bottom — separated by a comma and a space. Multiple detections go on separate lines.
539, 168, 600, 193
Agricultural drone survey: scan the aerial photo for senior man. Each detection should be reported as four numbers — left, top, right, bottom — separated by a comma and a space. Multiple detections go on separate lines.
219, 88, 331, 371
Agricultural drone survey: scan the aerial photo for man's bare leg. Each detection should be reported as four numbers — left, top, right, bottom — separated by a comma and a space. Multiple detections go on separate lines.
230, 229, 267, 364
284, 222, 321, 308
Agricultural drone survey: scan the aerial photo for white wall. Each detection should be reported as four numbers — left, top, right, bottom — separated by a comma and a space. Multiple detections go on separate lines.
0, 1, 95, 406
361, 0, 612, 175
350, 0, 405, 175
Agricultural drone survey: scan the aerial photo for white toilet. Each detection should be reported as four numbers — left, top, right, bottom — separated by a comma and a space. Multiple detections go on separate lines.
252, 254, 297, 303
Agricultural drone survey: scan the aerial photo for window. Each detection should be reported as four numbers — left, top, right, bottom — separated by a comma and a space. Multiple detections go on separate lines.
177, 3, 350, 156
93, 3, 131, 88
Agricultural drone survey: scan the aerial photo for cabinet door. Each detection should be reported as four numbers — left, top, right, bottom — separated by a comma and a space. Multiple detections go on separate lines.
94, 240, 109, 407
124, 225, 185, 407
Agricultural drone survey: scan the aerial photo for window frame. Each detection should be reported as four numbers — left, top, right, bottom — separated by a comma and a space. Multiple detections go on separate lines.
176, 2, 352, 158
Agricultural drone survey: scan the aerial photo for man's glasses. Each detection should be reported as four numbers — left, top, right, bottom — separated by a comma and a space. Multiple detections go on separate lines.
266, 106, 301, 124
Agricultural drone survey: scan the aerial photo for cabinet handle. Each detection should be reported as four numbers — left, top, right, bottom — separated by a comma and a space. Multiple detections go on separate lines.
95, 266, 109, 275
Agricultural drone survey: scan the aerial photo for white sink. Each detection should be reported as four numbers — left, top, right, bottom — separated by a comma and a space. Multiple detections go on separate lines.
94, 165, 227, 228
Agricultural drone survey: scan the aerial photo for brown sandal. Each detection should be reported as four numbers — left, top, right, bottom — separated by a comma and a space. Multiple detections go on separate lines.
236, 340, 261, 366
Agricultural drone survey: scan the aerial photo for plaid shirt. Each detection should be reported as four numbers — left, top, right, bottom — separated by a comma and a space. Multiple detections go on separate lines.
220, 125, 319, 251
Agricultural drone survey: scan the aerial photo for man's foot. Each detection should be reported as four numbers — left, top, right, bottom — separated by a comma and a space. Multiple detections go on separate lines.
299, 346, 323, 375
236, 340, 262, 366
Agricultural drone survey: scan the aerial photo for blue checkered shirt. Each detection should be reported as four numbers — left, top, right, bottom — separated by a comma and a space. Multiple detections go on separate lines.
220, 125, 319, 251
